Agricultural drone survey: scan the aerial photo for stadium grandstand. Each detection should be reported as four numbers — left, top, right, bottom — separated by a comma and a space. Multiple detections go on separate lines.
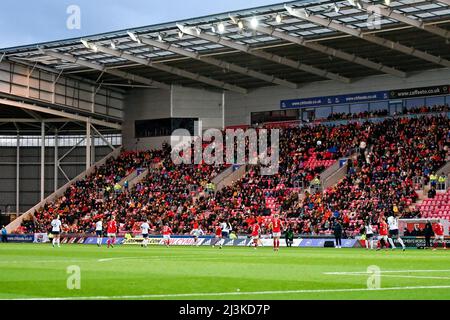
0, 0, 449, 301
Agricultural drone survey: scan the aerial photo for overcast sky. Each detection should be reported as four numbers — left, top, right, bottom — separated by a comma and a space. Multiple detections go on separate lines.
0, 0, 285, 49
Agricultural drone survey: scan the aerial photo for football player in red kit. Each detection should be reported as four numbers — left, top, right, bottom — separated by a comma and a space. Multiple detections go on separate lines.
162, 224, 172, 247
213, 224, 223, 249
269, 214, 283, 252
251, 222, 260, 249
376, 218, 389, 251
106, 216, 117, 248
433, 221, 447, 251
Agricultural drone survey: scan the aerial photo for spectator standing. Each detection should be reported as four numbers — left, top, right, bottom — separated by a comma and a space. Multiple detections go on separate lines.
438, 174, 447, 190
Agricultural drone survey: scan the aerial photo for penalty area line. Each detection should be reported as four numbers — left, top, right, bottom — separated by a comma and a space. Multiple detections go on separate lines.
14, 285, 450, 300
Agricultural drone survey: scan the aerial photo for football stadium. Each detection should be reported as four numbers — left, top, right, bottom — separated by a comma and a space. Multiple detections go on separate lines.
0, 0, 450, 303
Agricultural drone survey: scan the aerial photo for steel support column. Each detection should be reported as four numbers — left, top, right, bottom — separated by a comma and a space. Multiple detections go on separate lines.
40, 122, 45, 201
54, 129, 58, 192
16, 132, 20, 215
86, 118, 91, 170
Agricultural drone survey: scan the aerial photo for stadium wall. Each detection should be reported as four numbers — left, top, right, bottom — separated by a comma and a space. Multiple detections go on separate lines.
122, 85, 223, 150
224, 68, 450, 126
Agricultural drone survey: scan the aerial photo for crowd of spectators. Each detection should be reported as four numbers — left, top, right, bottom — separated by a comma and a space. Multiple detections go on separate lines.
18, 110, 450, 238
295, 115, 449, 236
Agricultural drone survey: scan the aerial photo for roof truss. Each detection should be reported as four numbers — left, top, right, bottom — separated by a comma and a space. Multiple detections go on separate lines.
285, 5, 450, 68
87, 41, 248, 94
179, 24, 351, 83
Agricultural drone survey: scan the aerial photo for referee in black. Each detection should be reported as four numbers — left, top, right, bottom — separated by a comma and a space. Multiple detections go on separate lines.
333, 219, 343, 249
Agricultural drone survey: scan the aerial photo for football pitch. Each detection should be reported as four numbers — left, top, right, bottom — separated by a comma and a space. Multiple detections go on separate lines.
0, 244, 449, 300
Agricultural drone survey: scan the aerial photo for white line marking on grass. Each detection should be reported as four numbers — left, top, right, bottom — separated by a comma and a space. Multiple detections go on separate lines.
97, 256, 225, 262
13, 285, 450, 300
324, 269, 450, 275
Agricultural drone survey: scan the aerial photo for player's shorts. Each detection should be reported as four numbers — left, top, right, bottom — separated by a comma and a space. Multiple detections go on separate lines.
163, 234, 171, 240
272, 232, 281, 238
51, 231, 60, 235
107, 233, 116, 237
95, 230, 102, 237
222, 231, 229, 238
215, 234, 222, 239
435, 235, 444, 241
389, 229, 399, 237
365, 233, 373, 239
142, 233, 149, 239
379, 235, 388, 241
251, 235, 259, 240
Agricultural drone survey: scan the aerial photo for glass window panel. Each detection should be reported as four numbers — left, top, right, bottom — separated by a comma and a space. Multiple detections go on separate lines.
350, 103, 369, 114
405, 98, 425, 109
332, 104, 350, 114
315, 106, 332, 119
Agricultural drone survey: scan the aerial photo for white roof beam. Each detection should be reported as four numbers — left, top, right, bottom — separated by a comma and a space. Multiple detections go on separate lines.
135, 35, 299, 89
41, 49, 172, 90
285, 6, 450, 68
180, 25, 351, 83
0, 99, 121, 130
250, 21, 406, 78
363, 3, 449, 39
436, 0, 450, 6
89, 41, 247, 94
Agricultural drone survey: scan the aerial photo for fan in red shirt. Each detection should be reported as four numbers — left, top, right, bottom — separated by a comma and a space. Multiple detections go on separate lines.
213, 225, 223, 249
376, 218, 389, 251
162, 224, 172, 247
251, 222, 261, 249
268, 213, 283, 252
433, 221, 447, 250
106, 216, 117, 248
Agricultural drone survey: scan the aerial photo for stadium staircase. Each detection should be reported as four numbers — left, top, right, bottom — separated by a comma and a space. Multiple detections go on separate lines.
317, 151, 358, 192
211, 164, 247, 193
6, 148, 125, 233
413, 159, 450, 220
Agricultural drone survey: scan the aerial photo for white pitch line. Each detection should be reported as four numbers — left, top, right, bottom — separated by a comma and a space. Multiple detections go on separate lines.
324, 269, 450, 275
97, 256, 225, 262
12, 285, 450, 300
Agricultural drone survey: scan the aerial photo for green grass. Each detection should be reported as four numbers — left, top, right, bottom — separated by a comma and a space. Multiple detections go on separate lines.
0, 244, 449, 300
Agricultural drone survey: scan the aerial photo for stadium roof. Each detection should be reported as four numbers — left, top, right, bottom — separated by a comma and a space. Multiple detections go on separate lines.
1, 0, 450, 93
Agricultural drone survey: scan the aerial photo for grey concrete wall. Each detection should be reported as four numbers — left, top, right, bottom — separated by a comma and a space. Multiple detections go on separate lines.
122, 88, 171, 150
224, 67, 450, 126
172, 86, 223, 130
122, 86, 224, 150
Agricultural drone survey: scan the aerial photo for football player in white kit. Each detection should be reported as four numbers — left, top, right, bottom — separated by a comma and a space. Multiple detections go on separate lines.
140, 220, 150, 248
95, 219, 103, 247
190, 227, 205, 245
364, 220, 375, 250
387, 215, 406, 251
51, 215, 62, 248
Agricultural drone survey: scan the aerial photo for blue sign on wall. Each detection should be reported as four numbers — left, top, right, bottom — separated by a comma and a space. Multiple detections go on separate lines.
281, 91, 390, 109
